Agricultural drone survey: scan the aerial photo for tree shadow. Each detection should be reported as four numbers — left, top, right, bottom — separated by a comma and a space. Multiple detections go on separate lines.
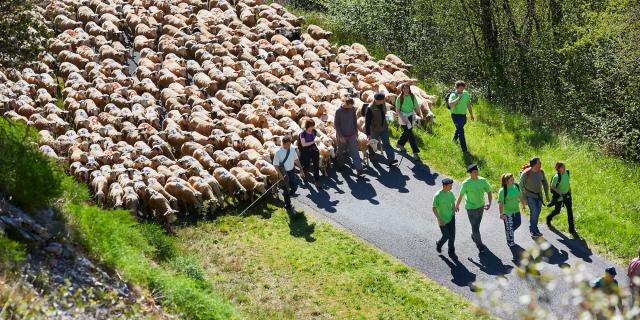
287, 209, 316, 243
440, 255, 478, 291
467, 248, 514, 276
548, 225, 593, 263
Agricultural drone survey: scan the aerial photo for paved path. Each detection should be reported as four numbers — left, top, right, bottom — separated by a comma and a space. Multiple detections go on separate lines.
291, 151, 625, 319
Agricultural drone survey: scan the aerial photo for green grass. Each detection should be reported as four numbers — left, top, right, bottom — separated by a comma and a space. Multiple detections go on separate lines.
291, 5, 640, 263
175, 203, 490, 320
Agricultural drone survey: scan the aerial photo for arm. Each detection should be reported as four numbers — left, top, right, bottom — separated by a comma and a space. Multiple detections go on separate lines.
550, 177, 560, 194
519, 174, 527, 202
485, 191, 493, 210
300, 135, 315, 147
468, 104, 475, 120
432, 207, 444, 226
447, 95, 461, 108
294, 159, 305, 178
455, 193, 463, 212
334, 112, 343, 138
542, 173, 550, 200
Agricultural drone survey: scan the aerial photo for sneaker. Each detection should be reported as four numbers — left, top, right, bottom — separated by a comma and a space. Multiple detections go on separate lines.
449, 251, 459, 261
396, 144, 406, 152
356, 169, 365, 176
388, 159, 398, 166
531, 232, 543, 238
436, 240, 443, 253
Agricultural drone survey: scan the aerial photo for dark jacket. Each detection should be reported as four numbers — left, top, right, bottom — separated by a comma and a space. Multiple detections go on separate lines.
334, 107, 358, 138
364, 103, 387, 136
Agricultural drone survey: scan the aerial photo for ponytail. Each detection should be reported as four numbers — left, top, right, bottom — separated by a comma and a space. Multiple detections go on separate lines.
500, 173, 514, 204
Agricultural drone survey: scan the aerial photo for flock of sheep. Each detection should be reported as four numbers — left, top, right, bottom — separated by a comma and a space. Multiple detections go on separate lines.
0, 0, 435, 223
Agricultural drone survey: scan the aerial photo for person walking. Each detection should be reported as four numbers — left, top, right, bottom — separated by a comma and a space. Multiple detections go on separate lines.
592, 267, 620, 294
455, 164, 492, 253
520, 157, 550, 238
334, 98, 365, 176
365, 92, 397, 166
273, 136, 305, 212
447, 80, 474, 153
433, 178, 458, 260
395, 83, 422, 161
498, 173, 525, 247
298, 119, 322, 188
628, 245, 640, 307
546, 161, 575, 234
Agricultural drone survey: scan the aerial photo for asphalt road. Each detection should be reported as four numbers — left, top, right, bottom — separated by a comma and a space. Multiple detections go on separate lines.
290, 151, 626, 319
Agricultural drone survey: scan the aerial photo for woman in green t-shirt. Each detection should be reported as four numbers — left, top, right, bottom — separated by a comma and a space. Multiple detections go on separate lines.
498, 173, 525, 247
395, 84, 421, 161
546, 162, 575, 234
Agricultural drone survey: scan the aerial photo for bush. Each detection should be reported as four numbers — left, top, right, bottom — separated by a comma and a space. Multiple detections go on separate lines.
0, 118, 64, 211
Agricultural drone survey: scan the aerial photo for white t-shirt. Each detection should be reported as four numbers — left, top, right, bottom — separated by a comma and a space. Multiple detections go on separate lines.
273, 146, 298, 172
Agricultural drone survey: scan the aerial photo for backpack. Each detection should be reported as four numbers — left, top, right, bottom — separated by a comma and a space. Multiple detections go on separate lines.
502, 184, 520, 204
520, 163, 543, 177
444, 89, 455, 110
554, 170, 570, 188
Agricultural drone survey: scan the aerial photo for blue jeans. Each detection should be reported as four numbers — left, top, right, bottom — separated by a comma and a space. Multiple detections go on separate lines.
527, 196, 542, 235
451, 114, 468, 152
370, 129, 395, 162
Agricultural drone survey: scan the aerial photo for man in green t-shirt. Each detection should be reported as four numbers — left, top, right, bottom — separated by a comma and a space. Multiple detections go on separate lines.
447, 80, 474, 153
433, 178, 457, 260
455, 164, 492, 253
546, 161, 575, 234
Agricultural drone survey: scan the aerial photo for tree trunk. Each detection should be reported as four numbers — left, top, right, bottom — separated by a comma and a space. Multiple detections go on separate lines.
478, 0, 505, 99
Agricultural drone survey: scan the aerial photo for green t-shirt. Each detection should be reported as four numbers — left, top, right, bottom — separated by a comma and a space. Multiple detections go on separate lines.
498, 185, 521, 215
432, 190, 455, 224
395, 95, 417, 113
550, 171, 570, 194
449, 90, 471, 115
460, 177, 492, 210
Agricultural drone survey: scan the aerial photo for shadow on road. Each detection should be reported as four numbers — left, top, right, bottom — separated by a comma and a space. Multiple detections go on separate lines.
410, 162, 438, 186
339, 170, 379, 205
467, 248, 514, 276
440, 255, 478, 291
548, 225, 593, 263
367, 159, 410, 193
303, 180, 340, 213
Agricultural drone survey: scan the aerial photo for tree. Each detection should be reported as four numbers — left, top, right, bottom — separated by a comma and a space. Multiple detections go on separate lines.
0, 0, 50, 69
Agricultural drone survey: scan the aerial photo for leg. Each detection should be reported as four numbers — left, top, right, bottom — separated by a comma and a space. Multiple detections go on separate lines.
407, 127, 419, 154
513, 212, 522, 230
397, 124, 410, 147
447, 216, 456, 254
458, 115, 468, 152
300, 148, 311, 176
467, 208, 485, 249
348, 136, 363, 171
311, 148, 320, 183
504, 214, 515, 246
287, 170, 298, 195
437, 224, 450, 251
547, 200, 562, 224
451, 115, 459, 142
379, 130, 395, 162
527, 196, 542, 235
565, 195, 575, 232
282, 175, 292, 209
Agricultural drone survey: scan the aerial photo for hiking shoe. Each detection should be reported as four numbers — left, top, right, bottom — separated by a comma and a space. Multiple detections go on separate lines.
449, 251, 459, 261
531, 232, 543, 238
436, 240, 443, 253
396, 144, 406, 152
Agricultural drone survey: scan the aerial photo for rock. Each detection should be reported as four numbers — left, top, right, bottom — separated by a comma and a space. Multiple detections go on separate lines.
45, 242, 64, 256
0, 198, 50, 242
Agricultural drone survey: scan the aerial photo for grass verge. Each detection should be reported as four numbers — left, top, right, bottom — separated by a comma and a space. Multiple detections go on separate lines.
175, 203, 490, 320
290, 5, 640, 262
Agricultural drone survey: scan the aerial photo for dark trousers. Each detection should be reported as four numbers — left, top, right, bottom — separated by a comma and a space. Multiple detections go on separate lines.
397, 124, 419, 153
282, 170, 298, 208
300, 146, 320, 182
503, 212, 522, 245
547, 193, 575, 231
451, 114, 468, 152
437, 216, 456, 254
467, 207, 485, 248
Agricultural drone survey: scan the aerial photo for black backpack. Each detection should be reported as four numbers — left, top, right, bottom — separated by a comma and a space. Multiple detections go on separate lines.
502, 184, 520, 204
444, 89, 455, 109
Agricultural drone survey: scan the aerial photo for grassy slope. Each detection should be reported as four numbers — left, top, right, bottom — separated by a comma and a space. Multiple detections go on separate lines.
176, 203, 490, 320
292, 7, 640, 262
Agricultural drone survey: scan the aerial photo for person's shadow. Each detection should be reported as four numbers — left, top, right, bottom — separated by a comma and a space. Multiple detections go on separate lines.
340, 170, 379, 205
305, 182, 339, 213
541, 241, 571, 268
368, 160, 410, 193
467, 248, 513, 276
440, 255, 478, 291
548, 225, 593, 263
411, 163, 438, 186
287, 209, 316, 242
322, 168, 345, 194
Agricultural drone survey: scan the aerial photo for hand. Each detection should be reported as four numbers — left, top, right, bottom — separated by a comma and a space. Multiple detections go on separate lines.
470, 114, 475, 121
454, 205, 459, 213
500, 214, 506, 221
484, 203, 491, 210
437, 218, 445, 226
299, 171, 305, 179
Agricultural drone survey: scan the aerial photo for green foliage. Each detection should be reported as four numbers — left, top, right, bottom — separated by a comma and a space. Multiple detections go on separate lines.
177, 204, 489, 319
286, 0, 640, 161
0, 235, 25, 271
0, 0, 49, 69
64, 204, 239, 320
0, 118, 64, 211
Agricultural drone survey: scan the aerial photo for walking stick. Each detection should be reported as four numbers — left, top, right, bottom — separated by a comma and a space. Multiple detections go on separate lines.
239, 177, 284, 216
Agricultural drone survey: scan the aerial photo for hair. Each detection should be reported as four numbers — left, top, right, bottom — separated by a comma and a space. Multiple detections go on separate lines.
500, 173, 514, 203
305, 118, 315, 129
455, 80, 466, 88
282, 136, 291, 144
529, 157, 540, 166
398, 83, 416, 107
344, 98, 355, 106
555, 161, 565, 171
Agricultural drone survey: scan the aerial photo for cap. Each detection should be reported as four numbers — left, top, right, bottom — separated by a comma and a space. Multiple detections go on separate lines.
442, 178, 454, 185
374, 93, 385, 100
466, 164, 478, 173
605, 267, 617, 276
